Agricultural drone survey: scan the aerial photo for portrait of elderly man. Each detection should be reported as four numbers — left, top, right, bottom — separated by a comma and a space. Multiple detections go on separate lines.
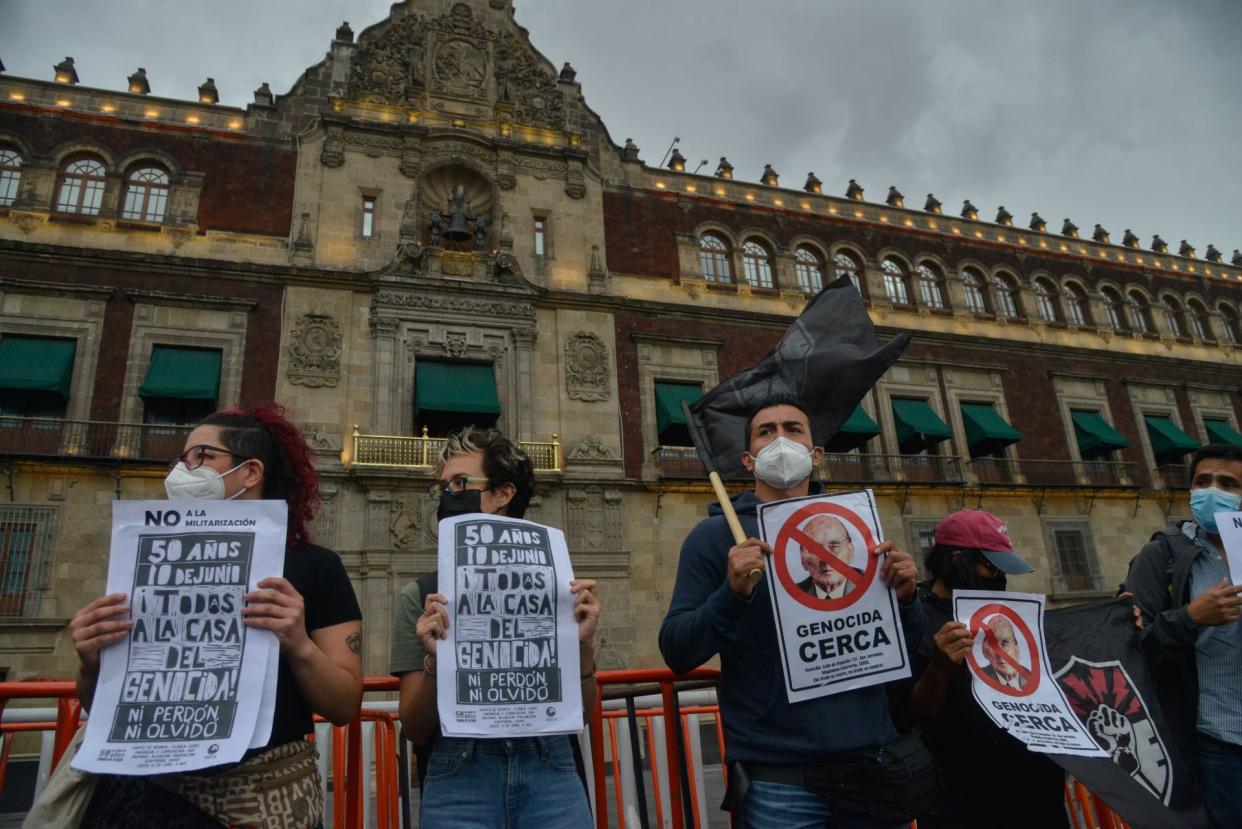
796, 515, 859, 600
979, 615, 1030, 691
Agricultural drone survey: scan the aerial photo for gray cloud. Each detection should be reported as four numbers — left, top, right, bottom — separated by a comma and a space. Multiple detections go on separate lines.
4, 0, 1239, 252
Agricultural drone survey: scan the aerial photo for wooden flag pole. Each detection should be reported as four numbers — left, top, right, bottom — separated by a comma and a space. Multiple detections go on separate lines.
685, 401, 763, 583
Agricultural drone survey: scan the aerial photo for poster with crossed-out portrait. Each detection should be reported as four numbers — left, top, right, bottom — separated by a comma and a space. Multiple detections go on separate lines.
758, 490, 910, 703
953, 590, 1105, 757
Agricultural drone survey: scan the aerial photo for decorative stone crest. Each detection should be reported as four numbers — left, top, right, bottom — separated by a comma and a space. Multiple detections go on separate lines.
567, 436, 616, 461
565, 332, 610, 401
288, 313, 343, 388
433, 38, 488, 97
445, 332, 468, 358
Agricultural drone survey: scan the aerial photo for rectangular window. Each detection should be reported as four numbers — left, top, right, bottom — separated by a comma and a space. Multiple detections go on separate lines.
361, 196, 376, 238
1047, 520, 1104, 595
0, 506, 56, 618
534, 216, 548, 257
906, 518, 940, 581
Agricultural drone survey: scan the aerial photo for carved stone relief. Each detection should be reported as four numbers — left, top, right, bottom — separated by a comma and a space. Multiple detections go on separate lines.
389, 496, 422, 551
566, 487, 623, 553
564, 332, 610, 402
321, 126, 345, 168
288, 313, 343, 388
309, 485, 339, 548
301, 425, 343, 456
567, 436, 616, 461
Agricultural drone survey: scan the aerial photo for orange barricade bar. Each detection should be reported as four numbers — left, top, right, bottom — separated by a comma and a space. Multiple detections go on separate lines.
0, 675, 1139, 829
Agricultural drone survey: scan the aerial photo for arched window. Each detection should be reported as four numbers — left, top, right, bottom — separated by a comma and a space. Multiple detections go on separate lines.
993, 273, 1020, 319
121, 165, 170, 223
1064, 283, 1090, 326
881, 258, 910, 304
698, 233, 732, 284
741, 240, 774, 288
794, 246, 824, 293
1162, 295, 1187, 338
1127, 291, 1154, 334
1187, 300, 1212, 342
915, 263, 947, 309
961, 268, 989, 314
1100, 287, 1127, 331
833, 251, 862, 293
1033, 278, 1060, 322
1219, 304, 1241, 344
0, 148, 21, 207
55, 157, 107, 215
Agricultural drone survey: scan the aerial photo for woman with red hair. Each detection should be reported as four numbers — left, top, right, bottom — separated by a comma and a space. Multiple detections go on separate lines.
67, 404, 362, 829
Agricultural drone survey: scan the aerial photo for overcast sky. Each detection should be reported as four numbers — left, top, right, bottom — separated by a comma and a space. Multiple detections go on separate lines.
5, 0, 1240, 256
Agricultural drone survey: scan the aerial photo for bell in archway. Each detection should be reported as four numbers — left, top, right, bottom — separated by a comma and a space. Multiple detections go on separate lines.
442, 210, 472, 243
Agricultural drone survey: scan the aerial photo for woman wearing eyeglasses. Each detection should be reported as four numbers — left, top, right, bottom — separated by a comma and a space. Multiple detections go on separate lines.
67, 404, 363, 829
389, 425, 599, 828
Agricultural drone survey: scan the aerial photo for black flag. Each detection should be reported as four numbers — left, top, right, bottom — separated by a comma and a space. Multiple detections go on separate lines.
685, 276, 910, 476
1045, 599, 1209, 829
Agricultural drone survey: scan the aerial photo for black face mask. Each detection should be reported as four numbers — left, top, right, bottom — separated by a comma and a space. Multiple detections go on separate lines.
436, 488, 483, 521
945, 550, 1007, 592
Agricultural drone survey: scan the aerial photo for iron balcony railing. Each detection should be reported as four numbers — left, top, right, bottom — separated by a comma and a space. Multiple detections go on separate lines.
967, 457, 1136, 487
350, 426, 562, 472
653, 447, 964, 484
0, 417, 192, 464
1155, 464, 1190, 491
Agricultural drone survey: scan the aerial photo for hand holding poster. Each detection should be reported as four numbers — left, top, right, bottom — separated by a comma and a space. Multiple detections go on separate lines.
758, 490, 910, 703
436, 514, 582, 737
953, 590, 1105, 757
74, 500, 286, 774
1213, 510, 1242, 586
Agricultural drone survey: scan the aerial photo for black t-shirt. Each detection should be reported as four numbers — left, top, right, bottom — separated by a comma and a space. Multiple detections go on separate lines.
913, 584, 1068, 829
257, 540, 362, 752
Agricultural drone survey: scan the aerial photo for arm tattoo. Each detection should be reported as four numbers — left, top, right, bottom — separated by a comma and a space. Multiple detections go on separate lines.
346, 631, 362, 655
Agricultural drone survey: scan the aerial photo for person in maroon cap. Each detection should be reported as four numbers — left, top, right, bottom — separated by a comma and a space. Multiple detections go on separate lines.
907, 509, 1069, 829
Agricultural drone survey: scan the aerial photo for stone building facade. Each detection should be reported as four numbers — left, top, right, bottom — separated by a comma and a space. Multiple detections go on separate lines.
1, 0, 1240, 679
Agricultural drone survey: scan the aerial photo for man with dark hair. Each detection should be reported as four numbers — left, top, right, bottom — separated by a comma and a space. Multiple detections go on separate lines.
909, 509, 1067, 829
660, 395, 924, 828
1126, 443, 1242, 829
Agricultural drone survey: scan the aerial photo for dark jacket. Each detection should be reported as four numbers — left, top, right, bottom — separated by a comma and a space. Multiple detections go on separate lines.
658, 490, 923, 766
1124, 522, 1202, 769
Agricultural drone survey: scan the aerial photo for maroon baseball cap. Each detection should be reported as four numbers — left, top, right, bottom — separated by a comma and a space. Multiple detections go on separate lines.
933, 509, 1033, 574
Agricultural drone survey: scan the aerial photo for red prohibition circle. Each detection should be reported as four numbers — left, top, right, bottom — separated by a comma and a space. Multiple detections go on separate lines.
772, 501, 879, 612
965, 602, 1041, 697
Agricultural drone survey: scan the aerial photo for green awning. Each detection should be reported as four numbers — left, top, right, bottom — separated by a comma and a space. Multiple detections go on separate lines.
961, 402, 1022, 456
654, 382, 702, 435
138, 347, 221, 401
1204, 419, 1242, 448
0, 336, 76, 399
1144, 415, 1199, 460
1071, 410, 1130, 459
415, 361, 501, 416
892, 398, 953, 448
827, 405, 881, 452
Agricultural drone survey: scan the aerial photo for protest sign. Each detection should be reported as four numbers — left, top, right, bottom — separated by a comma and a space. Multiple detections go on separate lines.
75, 501, 286, 774
1214, 510, 1242, 585
436, 514, 582, 737
954, 590, 1105, 757
758, 490, 909, 703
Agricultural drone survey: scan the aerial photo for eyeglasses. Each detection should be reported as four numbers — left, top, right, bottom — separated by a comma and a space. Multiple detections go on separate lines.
169, 444, 249, 472
426, 476, 490, 500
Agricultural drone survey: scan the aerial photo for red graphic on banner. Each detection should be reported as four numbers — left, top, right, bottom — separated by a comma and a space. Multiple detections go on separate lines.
966, 602, 1040, 697
772, 501, 879, 611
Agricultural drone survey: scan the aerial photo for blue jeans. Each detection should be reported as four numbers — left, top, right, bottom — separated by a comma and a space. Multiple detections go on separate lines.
745, 780, 914, 829
419, 735, 591, 829
1196, 732, 1242, 829
742, 780, 910, 829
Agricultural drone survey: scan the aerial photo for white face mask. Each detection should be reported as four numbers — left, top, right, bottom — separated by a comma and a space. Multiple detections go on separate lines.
164, 461, 249, 501
750, 436, 814, 490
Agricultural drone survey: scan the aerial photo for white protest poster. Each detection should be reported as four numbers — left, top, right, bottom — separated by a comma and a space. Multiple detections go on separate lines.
953, 590, 1106, 757
75, 500, 286, 774
1214, 510, 1242, 586
436, 513, 582, 738
757, 490, 910, 703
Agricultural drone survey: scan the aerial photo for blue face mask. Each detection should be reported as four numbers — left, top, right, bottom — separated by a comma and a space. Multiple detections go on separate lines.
1190, 487, 1242, 534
